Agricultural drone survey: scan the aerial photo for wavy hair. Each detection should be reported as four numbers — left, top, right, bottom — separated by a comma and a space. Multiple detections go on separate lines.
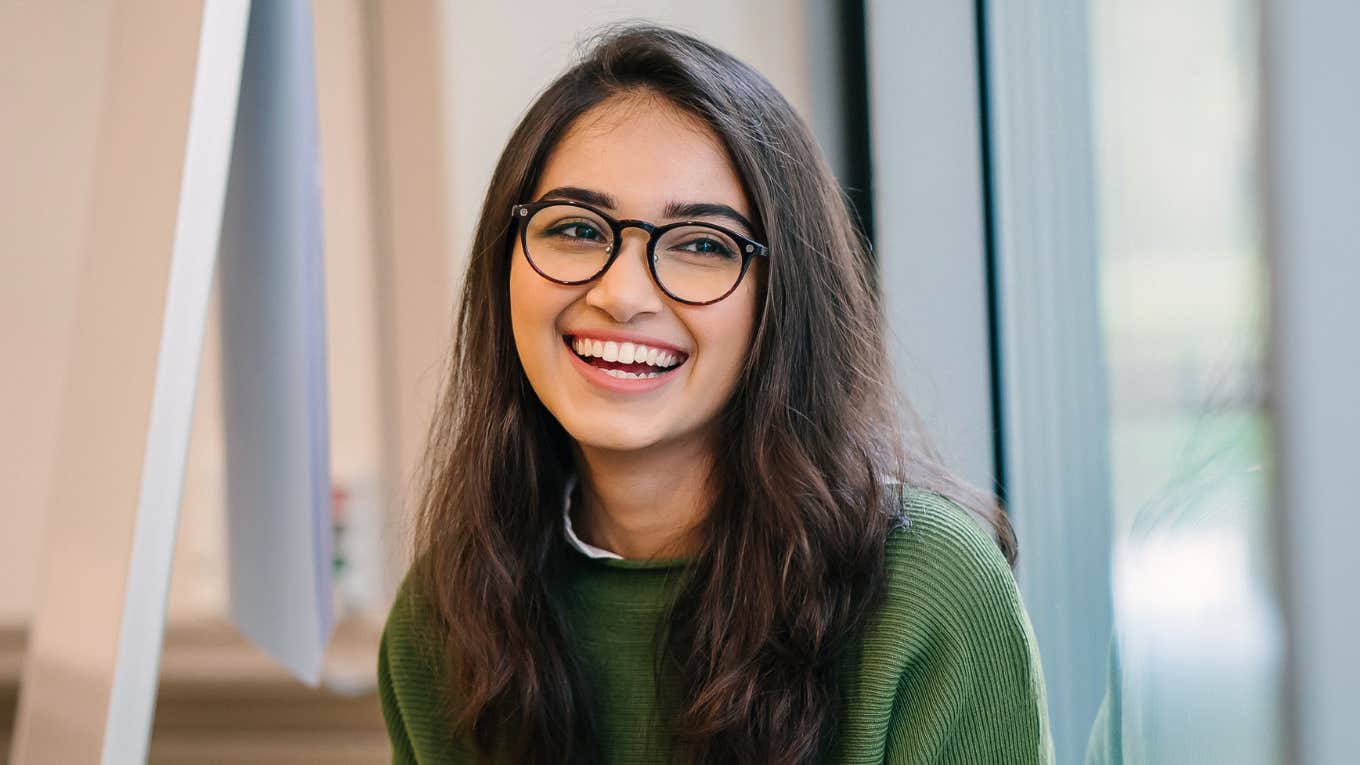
406, 22, 1017, 764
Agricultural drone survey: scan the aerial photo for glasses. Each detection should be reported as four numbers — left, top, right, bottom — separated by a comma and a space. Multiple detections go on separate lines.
510, 200, 768, 305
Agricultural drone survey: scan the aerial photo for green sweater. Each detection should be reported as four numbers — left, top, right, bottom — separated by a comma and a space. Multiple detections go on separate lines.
378, 489, 1054, 763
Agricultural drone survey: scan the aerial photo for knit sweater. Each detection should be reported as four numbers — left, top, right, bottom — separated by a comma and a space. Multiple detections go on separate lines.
377, 489, 1055, 763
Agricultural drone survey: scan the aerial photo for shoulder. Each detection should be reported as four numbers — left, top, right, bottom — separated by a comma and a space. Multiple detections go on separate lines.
382, 564, 441, 661
378, 565, 464, 760
380, 564, 451, 694
872, 488, 1034, 666
833, 489, 1053, 762
887, 488, 1018, 611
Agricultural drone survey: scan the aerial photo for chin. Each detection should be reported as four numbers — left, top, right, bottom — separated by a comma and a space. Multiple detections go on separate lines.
560, 418, 672, 454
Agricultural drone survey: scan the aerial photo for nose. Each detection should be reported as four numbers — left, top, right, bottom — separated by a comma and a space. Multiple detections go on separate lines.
584, 228, 663, 323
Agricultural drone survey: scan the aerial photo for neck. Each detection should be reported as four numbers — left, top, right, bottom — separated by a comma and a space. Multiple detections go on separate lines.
570, 436, 712, 560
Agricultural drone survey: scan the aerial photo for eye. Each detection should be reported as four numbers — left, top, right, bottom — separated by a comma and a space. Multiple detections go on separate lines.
674, 236, 736, 258
547, 220, 607, 243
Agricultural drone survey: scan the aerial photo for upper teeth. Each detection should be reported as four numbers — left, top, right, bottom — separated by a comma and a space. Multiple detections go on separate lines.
571, 337, 681, 368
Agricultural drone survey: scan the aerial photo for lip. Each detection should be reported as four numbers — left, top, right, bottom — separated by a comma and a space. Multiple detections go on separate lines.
562, 335, 688, 394
562, 328, 690, 357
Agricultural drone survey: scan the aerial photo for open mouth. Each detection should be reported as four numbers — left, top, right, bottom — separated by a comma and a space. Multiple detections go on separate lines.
564, 335, 688, 380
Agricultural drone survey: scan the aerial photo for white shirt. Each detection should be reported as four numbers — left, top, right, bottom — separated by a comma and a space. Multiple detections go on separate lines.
561, 474, 624, 560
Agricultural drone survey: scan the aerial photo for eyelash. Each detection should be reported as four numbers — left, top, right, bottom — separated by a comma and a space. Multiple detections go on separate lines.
548, 221, 606, 241
671, 237, 735, 257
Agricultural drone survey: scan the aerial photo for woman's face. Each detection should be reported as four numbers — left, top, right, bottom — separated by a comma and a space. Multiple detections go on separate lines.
509, 94, 761, 456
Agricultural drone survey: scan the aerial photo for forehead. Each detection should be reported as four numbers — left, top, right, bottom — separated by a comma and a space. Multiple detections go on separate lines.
532, 93, 751, 217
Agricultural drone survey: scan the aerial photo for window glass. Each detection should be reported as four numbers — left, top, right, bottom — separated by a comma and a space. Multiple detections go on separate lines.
1091, 0, 1282, 761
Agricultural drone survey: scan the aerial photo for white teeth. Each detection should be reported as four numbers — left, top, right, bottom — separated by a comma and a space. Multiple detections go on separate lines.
569, 336, 685, 369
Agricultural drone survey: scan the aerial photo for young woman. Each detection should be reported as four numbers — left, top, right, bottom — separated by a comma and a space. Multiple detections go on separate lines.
379, 23, 1053, 765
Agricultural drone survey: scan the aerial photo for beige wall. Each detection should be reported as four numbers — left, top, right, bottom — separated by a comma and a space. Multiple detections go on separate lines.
0, 1, 115, 626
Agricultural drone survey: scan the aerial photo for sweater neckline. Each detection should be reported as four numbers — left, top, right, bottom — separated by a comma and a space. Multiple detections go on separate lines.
562, 532, 692, 570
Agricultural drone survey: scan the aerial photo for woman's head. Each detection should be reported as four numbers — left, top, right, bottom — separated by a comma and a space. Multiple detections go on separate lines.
411, 22, 1015, 764
509, 90, 760, 455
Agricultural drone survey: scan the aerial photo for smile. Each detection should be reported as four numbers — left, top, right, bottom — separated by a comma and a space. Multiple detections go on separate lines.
563, 335, 688, 381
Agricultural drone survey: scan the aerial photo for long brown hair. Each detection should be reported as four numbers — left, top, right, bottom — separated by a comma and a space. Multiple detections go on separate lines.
406, 22, 1017, 764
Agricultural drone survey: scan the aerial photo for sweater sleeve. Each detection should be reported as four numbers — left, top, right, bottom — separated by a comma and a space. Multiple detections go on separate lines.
882, 492, 1055, 765
376, 569, 469, 764
378, 617, 420, 765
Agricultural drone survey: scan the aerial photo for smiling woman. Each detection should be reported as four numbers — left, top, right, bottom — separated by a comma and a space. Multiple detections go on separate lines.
379, 22, 1053, 765
508, 93, 762, 540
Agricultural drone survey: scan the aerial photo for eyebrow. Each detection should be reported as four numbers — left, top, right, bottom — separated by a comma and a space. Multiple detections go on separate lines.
537, 185, 756, 235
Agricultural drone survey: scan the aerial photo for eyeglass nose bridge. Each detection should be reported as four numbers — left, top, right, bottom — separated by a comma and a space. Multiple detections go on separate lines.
602, 219, 659, 257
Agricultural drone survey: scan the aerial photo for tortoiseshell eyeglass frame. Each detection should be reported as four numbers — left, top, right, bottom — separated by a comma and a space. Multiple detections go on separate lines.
510, 199, 769, 306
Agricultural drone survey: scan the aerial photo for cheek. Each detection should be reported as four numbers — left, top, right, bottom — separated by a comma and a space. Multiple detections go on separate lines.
508, 248, 561, 365
508, 252, 532, 352
688, 284, 759, 390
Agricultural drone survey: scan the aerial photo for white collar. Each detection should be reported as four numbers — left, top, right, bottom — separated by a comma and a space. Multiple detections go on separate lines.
562, 474, 624, 560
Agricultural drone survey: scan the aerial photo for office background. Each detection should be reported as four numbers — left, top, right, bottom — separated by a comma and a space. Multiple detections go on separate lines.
2, 1, 1355, 763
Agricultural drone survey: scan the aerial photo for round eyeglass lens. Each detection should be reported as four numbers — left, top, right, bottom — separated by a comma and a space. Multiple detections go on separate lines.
653, 224, 744, 303
523, 204, 614, 282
